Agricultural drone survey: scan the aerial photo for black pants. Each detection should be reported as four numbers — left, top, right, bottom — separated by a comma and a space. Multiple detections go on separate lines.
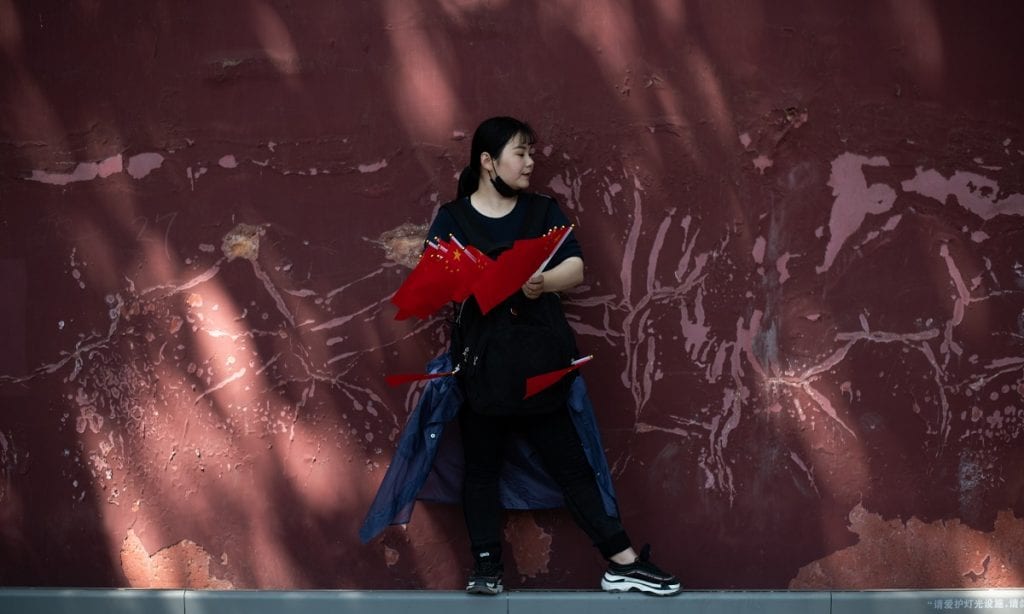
459, 405, 631, 560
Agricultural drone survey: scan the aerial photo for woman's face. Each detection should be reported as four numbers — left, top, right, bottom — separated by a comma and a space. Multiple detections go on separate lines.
487, 132, 535, 191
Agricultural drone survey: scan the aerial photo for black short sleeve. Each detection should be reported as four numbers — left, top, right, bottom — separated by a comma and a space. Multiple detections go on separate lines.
541, 196, 583, 269
425, 207, 459, 249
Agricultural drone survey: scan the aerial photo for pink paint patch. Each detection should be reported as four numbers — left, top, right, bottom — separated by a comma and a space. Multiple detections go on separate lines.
98, 155, 124, 177
881, 214, 902, 231
753, 154, 773, 174
752, 236, 766, 264
28, 154, 124, 185
218, 155, 238, 169
681, 289, 712, 360
776, 253, 796, 283
971, 230, 990, 243
902, 167, 1024, 220
126, 153, 165, 179
739, 132, 752, 148
804, 313, 821, 321
817, 153, 897, 273
358, 159, 388, 173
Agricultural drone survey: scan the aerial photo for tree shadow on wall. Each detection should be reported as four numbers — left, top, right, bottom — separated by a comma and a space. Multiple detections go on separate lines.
2, 0, 1023, 591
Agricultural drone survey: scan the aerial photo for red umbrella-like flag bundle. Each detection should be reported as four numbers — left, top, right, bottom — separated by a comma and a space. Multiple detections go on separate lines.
391, 239, 495, 320
387, 226, 574, 387
390, 226, 571, 320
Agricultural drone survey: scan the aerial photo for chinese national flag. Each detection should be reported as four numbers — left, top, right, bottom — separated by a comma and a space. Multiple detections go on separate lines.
441, 240, 493, 303
523, 355, 593, 399
472, 226, 572, 314
391, 239, 496, 320
391, 244, 457, 320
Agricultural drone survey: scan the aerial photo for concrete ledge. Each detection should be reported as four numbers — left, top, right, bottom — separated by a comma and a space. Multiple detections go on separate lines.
832, 590, 1024, 613
186, 590, 507, 614
0, 588, 184, 614
0, 588, 1022, 614
508, 590, 829, 614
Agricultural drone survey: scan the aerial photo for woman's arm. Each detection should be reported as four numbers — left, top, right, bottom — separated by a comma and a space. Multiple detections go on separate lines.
522, 256, 584, 299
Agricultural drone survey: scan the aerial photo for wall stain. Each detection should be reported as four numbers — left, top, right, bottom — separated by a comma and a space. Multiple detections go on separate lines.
790, 504, 1024, 588
221, 224, 265, 262
377, 223, 429, 269
120, 529, 233, 589
503, 513, 552, 579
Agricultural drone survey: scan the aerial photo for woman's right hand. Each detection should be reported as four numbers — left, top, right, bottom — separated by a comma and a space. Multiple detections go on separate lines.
522, 274, 544, 299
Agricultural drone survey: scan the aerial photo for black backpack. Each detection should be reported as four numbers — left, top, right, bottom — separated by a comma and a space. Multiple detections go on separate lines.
444, 195, 579, 415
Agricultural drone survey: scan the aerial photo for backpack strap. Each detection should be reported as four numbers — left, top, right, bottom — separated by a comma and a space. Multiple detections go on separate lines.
442, 194, 550, 255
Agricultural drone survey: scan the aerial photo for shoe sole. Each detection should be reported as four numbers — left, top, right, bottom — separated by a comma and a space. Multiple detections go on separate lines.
466, 583, 503, 595
601, 574, 681, 596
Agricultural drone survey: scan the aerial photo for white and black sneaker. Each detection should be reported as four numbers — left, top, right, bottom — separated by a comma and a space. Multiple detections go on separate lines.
601, 544, 681, 596
465, 557, 503, 595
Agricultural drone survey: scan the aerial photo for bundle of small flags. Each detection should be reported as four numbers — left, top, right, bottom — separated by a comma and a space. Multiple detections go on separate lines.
391, 237, 493, 321
387, 226, 584, 397
391, 225, 573, 319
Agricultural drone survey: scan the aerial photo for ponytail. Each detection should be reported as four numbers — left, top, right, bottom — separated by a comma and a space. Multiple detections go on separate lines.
456, 165, 479, 200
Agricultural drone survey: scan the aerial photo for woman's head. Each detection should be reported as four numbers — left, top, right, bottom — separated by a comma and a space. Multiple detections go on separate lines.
457, 116, 537, 199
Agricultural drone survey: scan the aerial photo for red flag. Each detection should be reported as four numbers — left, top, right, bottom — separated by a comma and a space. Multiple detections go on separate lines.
391, 238, 498, 319
523, 355, 593, 399
391, 243, 458, 320
385, 368, 458, 387
440, 239, 493, 303
472, 226, 572, 314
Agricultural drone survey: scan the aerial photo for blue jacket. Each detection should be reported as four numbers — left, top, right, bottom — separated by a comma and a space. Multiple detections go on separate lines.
360, 352, 619, 543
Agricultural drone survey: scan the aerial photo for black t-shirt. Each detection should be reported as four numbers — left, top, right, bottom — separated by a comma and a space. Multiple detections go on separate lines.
425, 193, 583, 270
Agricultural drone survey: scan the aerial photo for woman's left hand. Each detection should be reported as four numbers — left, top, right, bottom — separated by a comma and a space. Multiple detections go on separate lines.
522, 274, 544, 299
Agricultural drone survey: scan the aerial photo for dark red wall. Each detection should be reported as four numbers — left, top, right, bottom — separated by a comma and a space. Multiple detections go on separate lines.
1, 0, 1022, 590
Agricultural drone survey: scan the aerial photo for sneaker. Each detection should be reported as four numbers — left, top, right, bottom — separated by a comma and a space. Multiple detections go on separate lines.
601, 544, 681, 596
466, 557, 503, 595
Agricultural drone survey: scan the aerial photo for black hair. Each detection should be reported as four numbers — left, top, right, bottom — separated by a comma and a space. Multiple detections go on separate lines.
456, 116, 537, 199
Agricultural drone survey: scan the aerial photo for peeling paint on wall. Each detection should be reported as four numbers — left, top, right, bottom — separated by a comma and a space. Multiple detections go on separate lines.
221, 224, 264, 262
27, 153, 168, 184
121, 529, 233, 589
817, 154, 897, 274
790, 504, 1024, 589
503, 513, 553, 579
377, 223, 429, 269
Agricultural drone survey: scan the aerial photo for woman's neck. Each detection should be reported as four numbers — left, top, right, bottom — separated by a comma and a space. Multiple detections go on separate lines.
469, 183, 518, 218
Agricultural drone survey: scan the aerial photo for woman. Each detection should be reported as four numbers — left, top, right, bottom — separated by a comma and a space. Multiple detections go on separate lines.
425, 116, 681, 596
